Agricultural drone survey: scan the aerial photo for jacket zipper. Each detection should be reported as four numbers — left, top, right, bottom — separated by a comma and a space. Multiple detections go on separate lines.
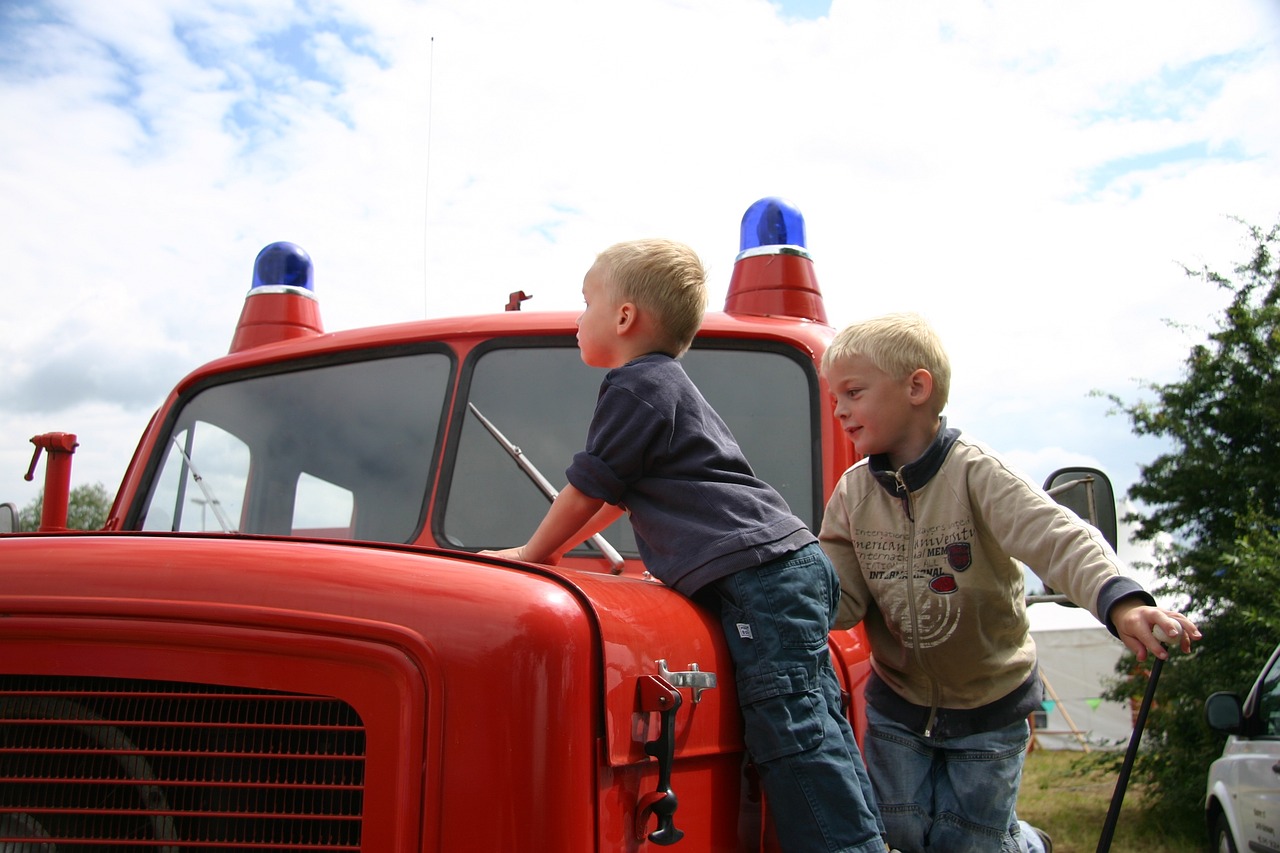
895, 469, 941, 738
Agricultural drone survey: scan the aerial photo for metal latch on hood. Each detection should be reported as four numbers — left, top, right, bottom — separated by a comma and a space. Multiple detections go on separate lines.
634, 660, 719, 845
655, 659, 717, 703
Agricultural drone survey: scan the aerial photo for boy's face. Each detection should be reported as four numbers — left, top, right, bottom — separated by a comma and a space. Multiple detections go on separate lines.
825, 353, 932, 465
576, 263, 623, 368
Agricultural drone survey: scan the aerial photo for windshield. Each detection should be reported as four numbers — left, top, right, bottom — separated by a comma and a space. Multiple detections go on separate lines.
134, 339, 820, 554
138, 351, 452, 541
442, 340, 820, 556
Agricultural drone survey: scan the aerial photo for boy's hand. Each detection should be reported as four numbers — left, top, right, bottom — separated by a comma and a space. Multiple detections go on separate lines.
1111, 599, 1201, 661
479, 546, 560, 565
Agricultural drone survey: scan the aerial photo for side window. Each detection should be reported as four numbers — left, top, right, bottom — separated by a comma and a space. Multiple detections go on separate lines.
443, 342, 820, 551
138, 351, 452, 543
143, 423, 249, 532
1257, 655, 1280, 738
292, 473, 355, 537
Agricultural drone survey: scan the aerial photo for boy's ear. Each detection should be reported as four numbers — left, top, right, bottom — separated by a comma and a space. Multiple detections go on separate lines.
906, 368, 934, 407
616, 301, 638, 335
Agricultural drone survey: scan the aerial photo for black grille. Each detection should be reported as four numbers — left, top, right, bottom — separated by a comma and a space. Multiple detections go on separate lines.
0, 676, 366, 850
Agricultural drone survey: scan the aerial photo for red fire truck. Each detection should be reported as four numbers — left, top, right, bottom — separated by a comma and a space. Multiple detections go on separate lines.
0, 198, 1108, 851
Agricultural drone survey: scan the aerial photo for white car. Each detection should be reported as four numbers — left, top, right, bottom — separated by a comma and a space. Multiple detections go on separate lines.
1205, 642, 1280, 853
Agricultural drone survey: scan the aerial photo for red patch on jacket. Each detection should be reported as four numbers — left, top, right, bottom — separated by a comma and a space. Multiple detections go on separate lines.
946, 542, 972, 571
930, 575, 958, 594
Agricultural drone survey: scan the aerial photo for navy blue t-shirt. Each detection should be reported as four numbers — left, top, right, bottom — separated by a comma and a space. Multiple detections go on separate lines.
566, 353, 813, 595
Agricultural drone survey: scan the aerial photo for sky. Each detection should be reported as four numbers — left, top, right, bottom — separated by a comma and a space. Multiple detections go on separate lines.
2, 0, 1278, 628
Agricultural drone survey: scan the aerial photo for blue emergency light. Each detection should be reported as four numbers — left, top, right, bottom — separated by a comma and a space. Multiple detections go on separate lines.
738, 196, 807, 254
251, 242, 314, 292
724, 196, 824, 322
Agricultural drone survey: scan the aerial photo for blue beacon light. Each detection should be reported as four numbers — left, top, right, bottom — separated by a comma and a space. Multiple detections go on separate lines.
251, 241, 315, 292
724, 196, 826, 323
229, 241, 324, 353
737, 196, 808, 259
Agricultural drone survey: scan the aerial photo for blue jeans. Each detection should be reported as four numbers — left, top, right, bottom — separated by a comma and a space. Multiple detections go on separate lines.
701, 543, 886, 853
863, 702, 1031, 853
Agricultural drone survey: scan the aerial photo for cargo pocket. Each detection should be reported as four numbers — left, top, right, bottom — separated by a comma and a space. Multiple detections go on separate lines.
757, 547, 837, 650
737, 665, 825, 763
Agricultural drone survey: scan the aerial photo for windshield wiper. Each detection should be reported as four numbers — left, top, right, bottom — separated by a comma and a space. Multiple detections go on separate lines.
170, 436, 236, 533
468, 403, 624, 573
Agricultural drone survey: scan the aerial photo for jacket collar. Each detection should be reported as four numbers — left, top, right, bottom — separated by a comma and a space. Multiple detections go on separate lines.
868, 417, 960, 496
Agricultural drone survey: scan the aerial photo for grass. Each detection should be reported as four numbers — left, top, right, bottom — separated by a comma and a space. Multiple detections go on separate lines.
1017, 748, 1203, 853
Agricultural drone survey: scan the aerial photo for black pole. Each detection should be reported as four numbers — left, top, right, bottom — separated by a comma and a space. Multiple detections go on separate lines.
1096, 655, 1164, 853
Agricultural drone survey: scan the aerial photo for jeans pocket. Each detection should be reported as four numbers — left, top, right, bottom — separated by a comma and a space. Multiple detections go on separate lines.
758, 548, 836, 650
738, 667, 824, 762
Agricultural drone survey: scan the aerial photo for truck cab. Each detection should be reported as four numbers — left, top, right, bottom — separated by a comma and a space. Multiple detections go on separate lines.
1, 198, 876, 852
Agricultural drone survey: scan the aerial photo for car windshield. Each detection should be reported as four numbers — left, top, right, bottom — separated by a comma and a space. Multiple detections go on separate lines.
138, 350, 452, 541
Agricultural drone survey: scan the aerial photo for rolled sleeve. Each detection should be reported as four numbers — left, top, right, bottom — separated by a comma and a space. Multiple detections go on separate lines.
566, 451, 627, 505
567, 382, 667, 506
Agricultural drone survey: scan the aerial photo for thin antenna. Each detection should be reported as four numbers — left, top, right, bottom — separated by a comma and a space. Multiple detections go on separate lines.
423, 36, 435, 317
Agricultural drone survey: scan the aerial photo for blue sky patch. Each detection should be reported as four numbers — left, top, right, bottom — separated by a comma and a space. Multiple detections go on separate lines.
172, 12, 385, 149
1085, 52, 1250, 124
771, 0, 831, 22
0, 2, 46, 73
1082, 139, 1248, 197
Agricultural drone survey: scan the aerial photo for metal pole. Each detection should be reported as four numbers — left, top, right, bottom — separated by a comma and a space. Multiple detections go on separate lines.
1096, 655, 1163, 852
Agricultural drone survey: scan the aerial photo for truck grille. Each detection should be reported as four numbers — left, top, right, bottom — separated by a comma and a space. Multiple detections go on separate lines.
0, 675, 366, 851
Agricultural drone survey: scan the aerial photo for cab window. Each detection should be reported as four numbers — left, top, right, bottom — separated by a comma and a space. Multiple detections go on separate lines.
443, 341, 820, 554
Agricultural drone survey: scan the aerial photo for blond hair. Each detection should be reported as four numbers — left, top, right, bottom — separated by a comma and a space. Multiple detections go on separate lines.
594, 238, 707, 357
823, 312, 951, 414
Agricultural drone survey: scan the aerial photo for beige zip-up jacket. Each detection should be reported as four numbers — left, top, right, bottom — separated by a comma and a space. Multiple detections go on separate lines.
819, 422, 1151, 737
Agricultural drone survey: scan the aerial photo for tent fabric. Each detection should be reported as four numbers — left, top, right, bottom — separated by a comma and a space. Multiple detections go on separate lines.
1031, 625, 1131, 751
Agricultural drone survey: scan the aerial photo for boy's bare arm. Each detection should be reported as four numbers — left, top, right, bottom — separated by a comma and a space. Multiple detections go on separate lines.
482, 483, 607, 565
566, 502, 626, 547
1108, 597, 1202, 661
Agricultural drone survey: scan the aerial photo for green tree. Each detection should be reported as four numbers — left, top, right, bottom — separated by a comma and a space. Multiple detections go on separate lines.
18, 482, 113, 531
1098, 219, 1280, 834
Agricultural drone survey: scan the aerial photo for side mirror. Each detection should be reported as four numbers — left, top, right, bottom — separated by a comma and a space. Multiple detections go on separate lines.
0, 502, 17, 534
1029, 467, 1119, 607
1043, 467, 1118, 551
1204, 691, 1245, 735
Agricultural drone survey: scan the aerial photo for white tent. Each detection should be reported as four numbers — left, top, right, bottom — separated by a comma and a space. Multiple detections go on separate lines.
1030, 624, 1132, 751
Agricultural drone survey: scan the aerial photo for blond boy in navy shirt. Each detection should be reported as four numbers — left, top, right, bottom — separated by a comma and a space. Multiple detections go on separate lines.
486, 239, 889, 853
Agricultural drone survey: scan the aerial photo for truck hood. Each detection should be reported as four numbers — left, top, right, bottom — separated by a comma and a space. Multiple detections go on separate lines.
1, 532, 742, 767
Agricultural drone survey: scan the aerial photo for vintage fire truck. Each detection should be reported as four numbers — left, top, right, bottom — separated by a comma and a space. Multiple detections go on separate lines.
0, 198, 1109, 851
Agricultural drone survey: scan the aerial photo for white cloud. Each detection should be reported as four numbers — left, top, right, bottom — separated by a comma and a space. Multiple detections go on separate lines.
1, 0, 1277, 550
